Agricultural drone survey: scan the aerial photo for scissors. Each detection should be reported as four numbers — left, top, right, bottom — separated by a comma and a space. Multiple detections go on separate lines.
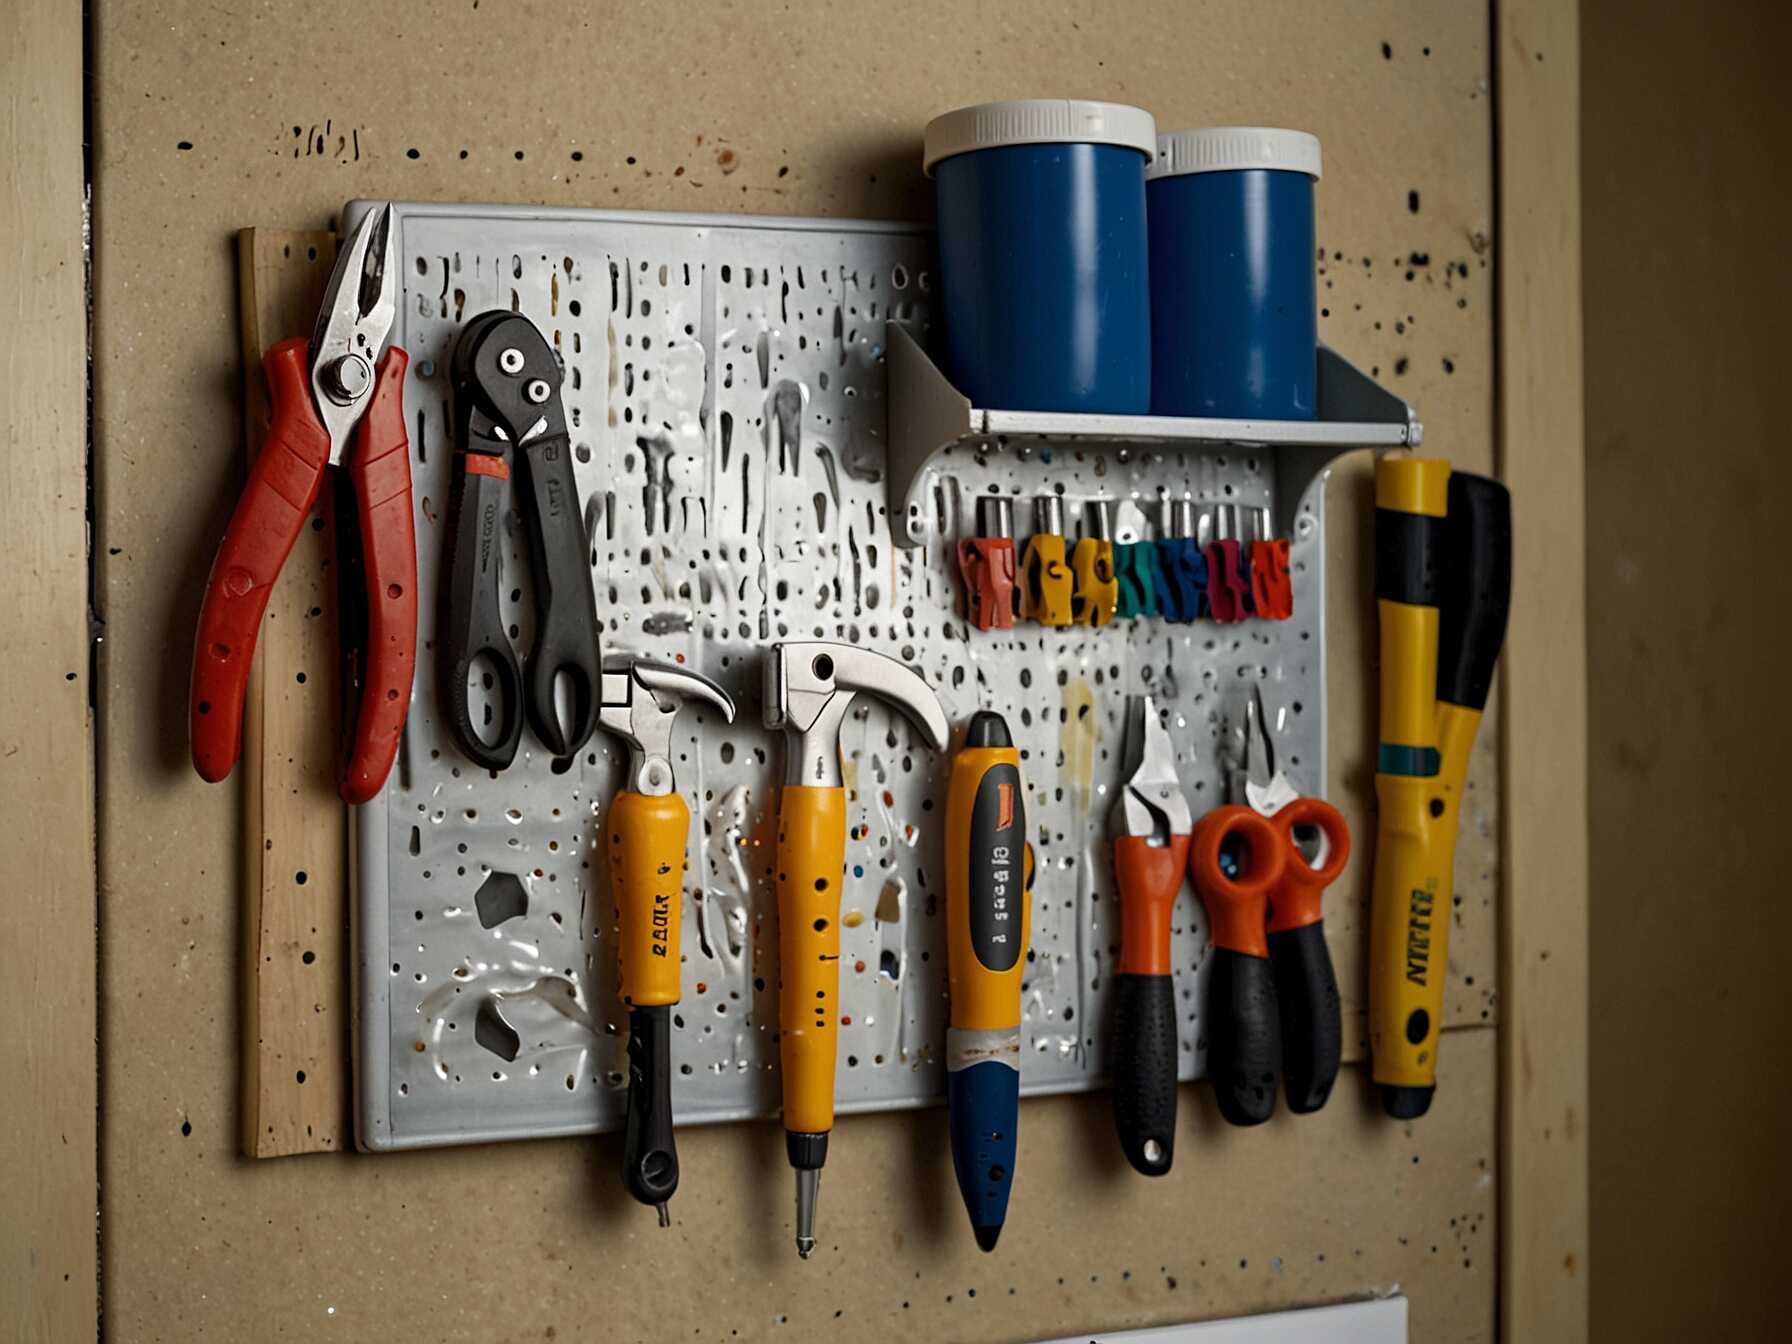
1189, 684, 1351, 1124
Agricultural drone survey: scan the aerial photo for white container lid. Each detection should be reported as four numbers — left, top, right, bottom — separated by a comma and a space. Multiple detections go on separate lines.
1148, 127, 1323, 181
923, 99, 1158, 175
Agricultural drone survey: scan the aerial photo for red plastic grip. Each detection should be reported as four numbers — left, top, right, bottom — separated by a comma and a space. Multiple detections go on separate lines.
1114, 833, 1192, 976
1263, 797, 1351, 935
339, 346, 416, 804
191, 338, 331, 784
956, 536, 1018, 630
1204, 540, 1246, 623
1250, 538, 1293, 621
1188, 806, 1287, 958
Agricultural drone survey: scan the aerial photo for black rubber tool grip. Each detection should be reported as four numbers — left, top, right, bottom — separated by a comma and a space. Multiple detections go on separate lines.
622, 1004, 679, 1209
1268, 922, 1342, 1114
1207, 948, 1283, 1126
438, 458, 524, 770
1438, 472, 1514, 713
516, 431, 601, 758
1110, 972, 1178, 1175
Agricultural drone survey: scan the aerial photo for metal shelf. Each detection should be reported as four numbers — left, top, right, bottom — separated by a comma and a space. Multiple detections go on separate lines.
886, 322, 1423, 545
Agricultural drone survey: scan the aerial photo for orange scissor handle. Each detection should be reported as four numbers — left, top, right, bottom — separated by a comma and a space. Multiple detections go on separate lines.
1265, 797, 1351, 935
1189, 806, 1286, 958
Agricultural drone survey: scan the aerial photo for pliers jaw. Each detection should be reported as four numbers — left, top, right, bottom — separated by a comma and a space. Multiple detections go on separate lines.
1110, 694, 1193, 843
309, 203, 398, 464
599, 658, 736, 796
1241, 683, 1300, 816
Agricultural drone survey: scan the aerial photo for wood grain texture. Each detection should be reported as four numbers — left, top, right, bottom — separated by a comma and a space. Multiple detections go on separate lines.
236, 231, 351, 1158
2, 0, 97, 1339
92, 2, 1502, 1339
1494, 0, 1590, 1338
1582, 0, 1792, 1337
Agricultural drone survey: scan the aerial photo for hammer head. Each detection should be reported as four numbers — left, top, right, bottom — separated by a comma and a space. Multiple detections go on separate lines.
599, 656, 735, 795
764, 642, 948, 787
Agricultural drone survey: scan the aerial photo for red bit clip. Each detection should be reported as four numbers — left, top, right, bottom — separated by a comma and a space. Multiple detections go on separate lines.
1204, 533, 1247, 623
958, 496, 1020, 631
1250, 537, 1293, 620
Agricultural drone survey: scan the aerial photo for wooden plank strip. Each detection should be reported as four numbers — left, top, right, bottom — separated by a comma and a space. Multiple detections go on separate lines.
1494, 0, 1591, 1337
2, 0, 97, 1336
236, 229, 352, 1157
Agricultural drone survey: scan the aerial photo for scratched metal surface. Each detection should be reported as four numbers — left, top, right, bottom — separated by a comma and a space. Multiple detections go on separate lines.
353, 201, 1332, 1151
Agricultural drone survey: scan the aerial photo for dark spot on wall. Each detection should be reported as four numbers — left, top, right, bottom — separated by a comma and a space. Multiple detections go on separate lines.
177, 140, 192, 151
406, 147, 420, 159
571, 150, 584, 162
514, 150, 525, 160
1408, 189, 1421, 213
1382, 41, 1393, 59
1443, 358, 1455, 374
1395, 357, 1410, 375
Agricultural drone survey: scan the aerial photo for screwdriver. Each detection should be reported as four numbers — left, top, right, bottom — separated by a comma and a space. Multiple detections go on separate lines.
1368, 457, 1511, 1118
945, 711, 1033, 1251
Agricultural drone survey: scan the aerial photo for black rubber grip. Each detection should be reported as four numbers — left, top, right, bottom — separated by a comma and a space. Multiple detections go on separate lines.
438, 459, 524, 771
1110, 972, 1178, 1176
517, 433, 601, 759
622, 1004, 679, 1208
1207, 948, 1282, 1127
1382, 1084, 1435, 1120
1374, 509, 1444, 606
1268, 922, 1342, 1115
1437, 472, 1513, 713
785, 1130, 829, 1171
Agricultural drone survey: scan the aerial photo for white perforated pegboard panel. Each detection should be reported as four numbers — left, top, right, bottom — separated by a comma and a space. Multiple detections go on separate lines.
352, 201, 1336, 1151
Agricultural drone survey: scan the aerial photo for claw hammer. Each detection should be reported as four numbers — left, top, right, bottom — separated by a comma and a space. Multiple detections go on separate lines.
598, 657, 735, 1225
763, 642, 948, 1258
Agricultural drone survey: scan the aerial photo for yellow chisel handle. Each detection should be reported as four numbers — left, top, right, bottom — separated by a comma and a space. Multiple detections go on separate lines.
777, 785, 847, 1149
1369, 458, 1511, 1119
1070, 536, 1117, 627
608, 788, 691, 1213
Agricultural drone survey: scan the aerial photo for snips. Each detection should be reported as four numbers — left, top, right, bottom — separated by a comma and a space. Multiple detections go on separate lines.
439, 311, 602, 770
1188, 684, 1351, 1125
191, 203, 415, 805
1107, 694, 1194, 1177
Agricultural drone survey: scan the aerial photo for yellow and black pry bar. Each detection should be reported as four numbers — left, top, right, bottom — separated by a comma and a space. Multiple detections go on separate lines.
1368, 455, 1512, 1120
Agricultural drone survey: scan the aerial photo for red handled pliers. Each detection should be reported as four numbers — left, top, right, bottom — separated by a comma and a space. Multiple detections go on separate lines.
191, 203, 415, 804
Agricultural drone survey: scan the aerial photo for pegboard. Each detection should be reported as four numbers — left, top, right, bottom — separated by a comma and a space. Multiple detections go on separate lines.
352, 199, 1414, 1151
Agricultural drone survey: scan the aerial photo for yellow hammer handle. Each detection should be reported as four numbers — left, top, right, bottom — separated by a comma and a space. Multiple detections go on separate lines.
610, 790, 690, 1008
777, 784, 847, 1137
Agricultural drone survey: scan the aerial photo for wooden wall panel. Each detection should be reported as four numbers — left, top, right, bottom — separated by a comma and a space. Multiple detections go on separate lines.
91, 2, 1504, 1339
1494, 0, 1591, 1338
2, 1, 98, 1341
1583, 0, 1792, 1337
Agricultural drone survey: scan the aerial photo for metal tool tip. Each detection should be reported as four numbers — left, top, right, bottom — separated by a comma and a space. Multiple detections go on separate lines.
656, 1202, 670, 1229
973, 1223, 1003, 1253
794, 1168, 820, 1258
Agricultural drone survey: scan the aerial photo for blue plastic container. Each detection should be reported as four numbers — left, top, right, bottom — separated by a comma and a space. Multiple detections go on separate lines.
1147, 128, 1323, 420
924, 100, 1156, 414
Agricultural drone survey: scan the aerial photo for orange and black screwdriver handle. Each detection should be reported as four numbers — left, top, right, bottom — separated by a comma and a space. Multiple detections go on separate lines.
191, 337, 415, 805
1189, 805, 1289, 1126
1263, 798, 1350, 1114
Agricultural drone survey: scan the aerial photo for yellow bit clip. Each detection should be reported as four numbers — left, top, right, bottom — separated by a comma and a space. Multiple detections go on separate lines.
1021, 496, 1074, 627
1070, 500, 1118, 627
